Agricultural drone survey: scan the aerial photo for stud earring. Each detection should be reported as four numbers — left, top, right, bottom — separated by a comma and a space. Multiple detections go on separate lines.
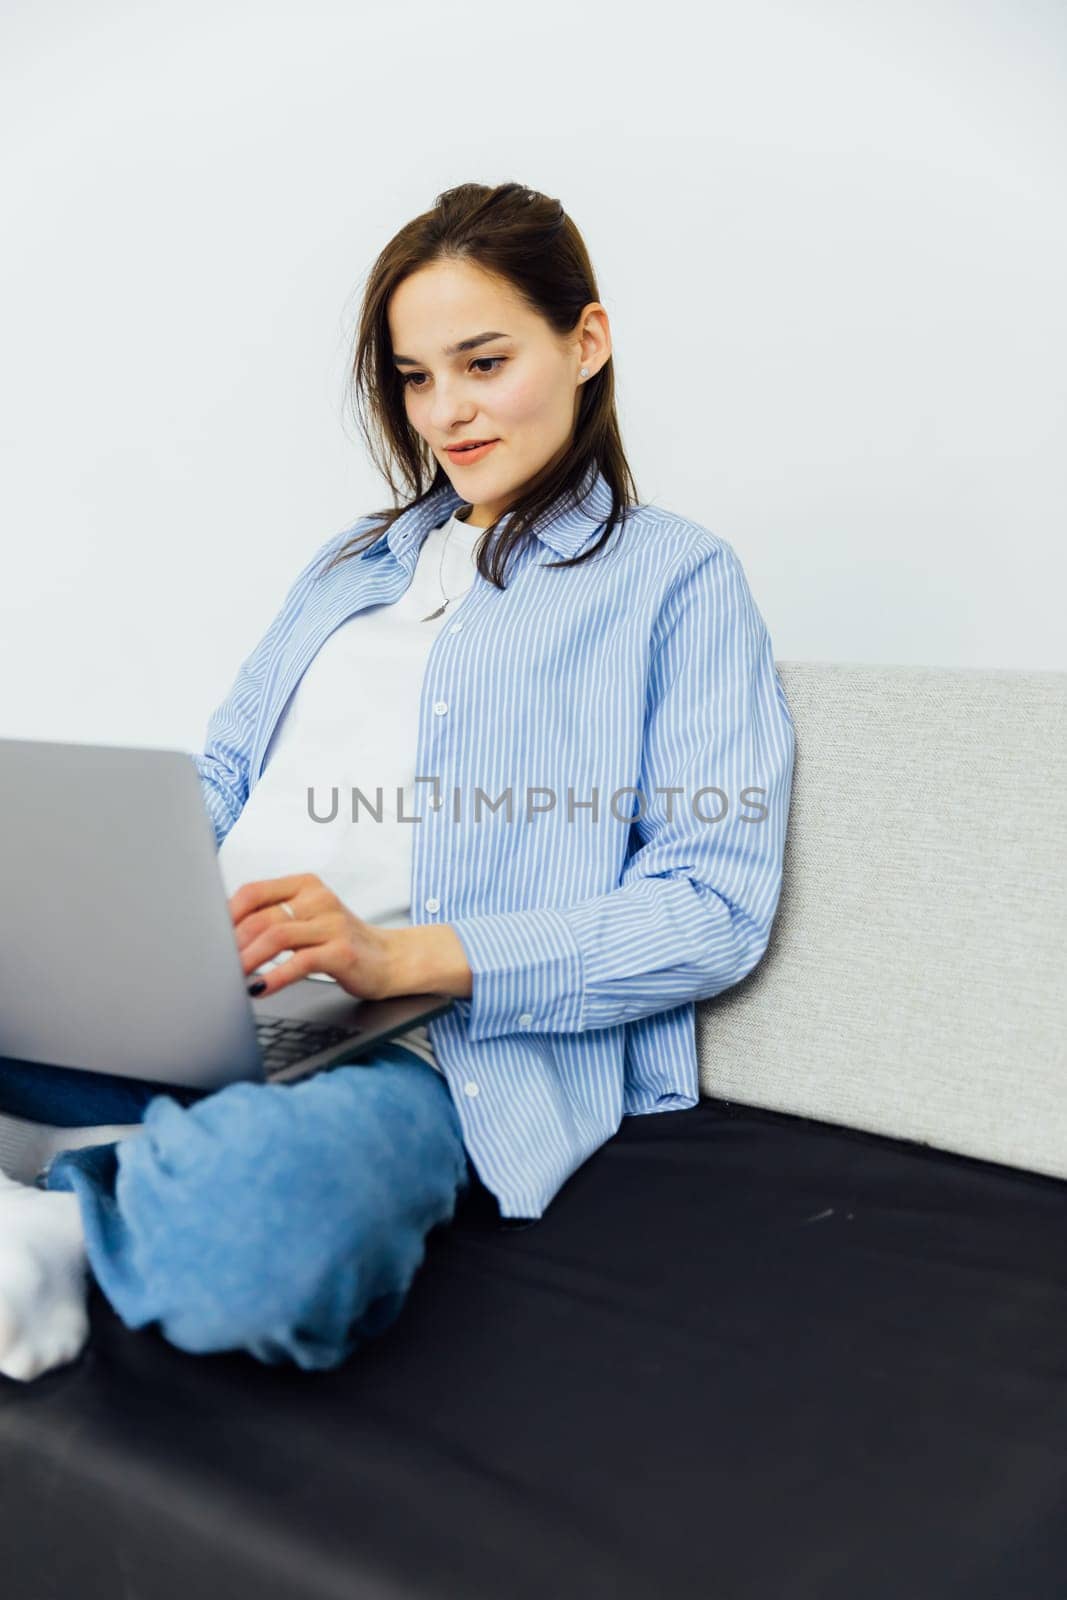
579, 366, 589, 379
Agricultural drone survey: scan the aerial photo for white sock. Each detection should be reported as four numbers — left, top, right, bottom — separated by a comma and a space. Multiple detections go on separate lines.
0, 1110, 144, 1382
0, 1171, 91, 1382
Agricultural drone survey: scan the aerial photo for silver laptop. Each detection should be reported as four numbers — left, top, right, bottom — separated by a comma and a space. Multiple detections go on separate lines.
0, 737, 454, 1093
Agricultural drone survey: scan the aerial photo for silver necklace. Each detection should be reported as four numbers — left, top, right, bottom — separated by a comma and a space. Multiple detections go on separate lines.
419, 511, 474, 623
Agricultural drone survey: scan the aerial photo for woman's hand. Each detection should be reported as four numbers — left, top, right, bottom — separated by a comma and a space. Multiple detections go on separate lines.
228, 873, 400, 1001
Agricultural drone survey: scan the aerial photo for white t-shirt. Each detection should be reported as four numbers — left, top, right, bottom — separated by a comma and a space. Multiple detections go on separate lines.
216, 506, 485, 1074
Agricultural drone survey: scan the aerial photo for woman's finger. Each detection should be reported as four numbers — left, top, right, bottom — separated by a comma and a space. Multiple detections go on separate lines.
235, 897, 313, 952
240, 915, 335, 979
228, 873, 318, 926
246, 938, 362, 998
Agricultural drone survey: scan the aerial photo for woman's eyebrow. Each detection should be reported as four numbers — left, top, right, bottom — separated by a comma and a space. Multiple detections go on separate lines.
393, 331, 512, 367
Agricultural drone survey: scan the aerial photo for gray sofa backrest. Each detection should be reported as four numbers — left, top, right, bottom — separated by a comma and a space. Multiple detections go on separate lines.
697, 662, 1067, 1181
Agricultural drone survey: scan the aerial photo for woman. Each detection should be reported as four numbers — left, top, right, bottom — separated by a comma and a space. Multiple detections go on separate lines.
0, 181, 796, 1383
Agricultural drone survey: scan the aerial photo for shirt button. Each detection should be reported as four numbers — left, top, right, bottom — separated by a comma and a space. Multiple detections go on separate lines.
424, 897, 440, 913
518, 1013, 534, 1028
450, 623, 464, 634
433, 700, 448, 715
463, 1081, 480, 1098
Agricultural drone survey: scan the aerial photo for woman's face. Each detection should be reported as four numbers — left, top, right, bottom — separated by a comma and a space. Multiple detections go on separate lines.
388, 257, 610, 527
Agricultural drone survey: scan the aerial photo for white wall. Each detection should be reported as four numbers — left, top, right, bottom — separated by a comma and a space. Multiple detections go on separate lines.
1, 0, 1063, 759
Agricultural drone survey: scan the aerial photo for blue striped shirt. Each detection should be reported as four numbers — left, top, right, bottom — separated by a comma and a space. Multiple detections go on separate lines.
194, 468, 796, 1219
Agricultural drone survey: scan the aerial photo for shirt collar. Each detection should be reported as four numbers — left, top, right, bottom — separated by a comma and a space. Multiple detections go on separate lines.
368, 465, 617, 565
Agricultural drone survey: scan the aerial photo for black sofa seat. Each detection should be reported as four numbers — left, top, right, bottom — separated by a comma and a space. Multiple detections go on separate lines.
2, 1095, 1065, 1600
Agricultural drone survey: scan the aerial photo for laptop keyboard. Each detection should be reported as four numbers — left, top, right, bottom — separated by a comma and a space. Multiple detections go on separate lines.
254, 1017, 358, 1073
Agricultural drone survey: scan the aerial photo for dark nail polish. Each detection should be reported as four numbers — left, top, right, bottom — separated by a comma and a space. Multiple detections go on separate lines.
247, 980, 267, 996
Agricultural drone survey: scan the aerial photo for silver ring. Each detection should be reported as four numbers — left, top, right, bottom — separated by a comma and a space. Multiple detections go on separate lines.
280, 900, 296, 920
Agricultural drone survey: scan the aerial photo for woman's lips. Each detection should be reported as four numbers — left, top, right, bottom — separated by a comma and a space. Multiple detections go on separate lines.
445, 439, 499, 464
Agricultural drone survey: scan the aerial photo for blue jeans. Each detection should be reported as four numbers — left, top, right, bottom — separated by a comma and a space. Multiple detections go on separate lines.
0, 1048, 474, 1371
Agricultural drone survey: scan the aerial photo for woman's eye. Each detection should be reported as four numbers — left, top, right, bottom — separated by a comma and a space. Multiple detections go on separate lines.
401, 357, 506, 389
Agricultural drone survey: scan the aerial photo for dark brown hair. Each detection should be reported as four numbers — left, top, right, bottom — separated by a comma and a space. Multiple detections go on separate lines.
320, 181, 642, 590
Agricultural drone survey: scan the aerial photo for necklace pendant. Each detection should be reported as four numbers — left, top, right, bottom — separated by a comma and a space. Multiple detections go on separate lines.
419, 600, 449, 622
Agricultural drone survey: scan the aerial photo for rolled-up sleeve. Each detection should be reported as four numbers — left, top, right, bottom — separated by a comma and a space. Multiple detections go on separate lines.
450, 540, 796, 1040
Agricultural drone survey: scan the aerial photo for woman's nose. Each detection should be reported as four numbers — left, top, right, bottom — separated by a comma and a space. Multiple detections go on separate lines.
428, 383, 477, 431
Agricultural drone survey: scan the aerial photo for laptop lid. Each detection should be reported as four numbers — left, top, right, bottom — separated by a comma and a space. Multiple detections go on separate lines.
0, 737, 453, 1088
